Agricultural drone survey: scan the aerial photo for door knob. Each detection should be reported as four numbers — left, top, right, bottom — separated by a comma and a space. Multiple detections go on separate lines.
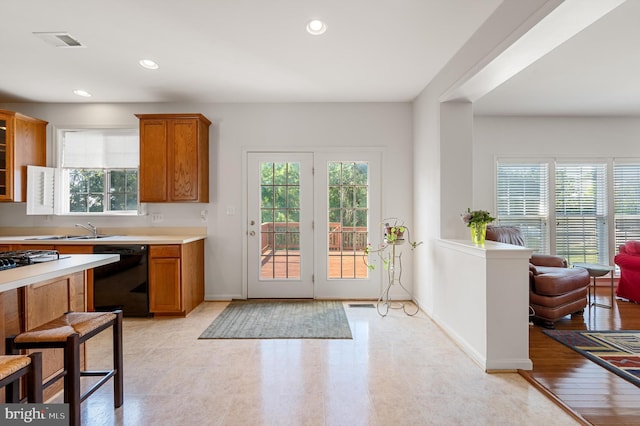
249, 231, 256, 236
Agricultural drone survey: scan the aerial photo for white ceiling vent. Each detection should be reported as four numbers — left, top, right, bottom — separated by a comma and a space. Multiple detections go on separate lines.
33, 32, 85, 48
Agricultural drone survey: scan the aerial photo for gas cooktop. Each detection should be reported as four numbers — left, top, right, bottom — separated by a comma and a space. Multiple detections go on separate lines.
0, 250, 66, 271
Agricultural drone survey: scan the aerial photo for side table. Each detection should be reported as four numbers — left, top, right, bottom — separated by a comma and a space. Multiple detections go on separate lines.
573, 262, 615, 309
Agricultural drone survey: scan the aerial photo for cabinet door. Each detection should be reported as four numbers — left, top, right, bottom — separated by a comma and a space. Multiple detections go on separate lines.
139, 119, 168, 202
169, 119, 199, 201
0, 113, 13, 200
56, 245, 93, 310
149, 257, 181, 313
14, 116, 47, 202
0, 111, 47, 202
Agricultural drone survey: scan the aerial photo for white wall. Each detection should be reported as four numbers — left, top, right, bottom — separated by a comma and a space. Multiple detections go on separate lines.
0, 102, 414, 300
412, 0, 556, 315
474, 115, 640, 206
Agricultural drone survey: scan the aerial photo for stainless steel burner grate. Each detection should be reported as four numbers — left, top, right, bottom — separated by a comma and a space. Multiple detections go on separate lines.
0, 250, 63, 268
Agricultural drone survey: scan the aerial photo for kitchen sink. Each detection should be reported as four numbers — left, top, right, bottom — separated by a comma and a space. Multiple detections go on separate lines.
25, 234, 117, 241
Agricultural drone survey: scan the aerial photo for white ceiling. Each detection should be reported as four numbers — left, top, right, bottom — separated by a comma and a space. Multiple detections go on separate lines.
2, 0, 637, 117
474, 0, 640, 116
0, 0, 501, 103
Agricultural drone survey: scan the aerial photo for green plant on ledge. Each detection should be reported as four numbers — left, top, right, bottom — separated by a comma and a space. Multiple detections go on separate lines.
460, 208, 495, 227
363, 218, 422, 271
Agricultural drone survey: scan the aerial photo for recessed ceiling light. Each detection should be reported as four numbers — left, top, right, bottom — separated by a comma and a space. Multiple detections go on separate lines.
73, 89, 91, 98
306, 19, 327, 35
139, 59, 159, 70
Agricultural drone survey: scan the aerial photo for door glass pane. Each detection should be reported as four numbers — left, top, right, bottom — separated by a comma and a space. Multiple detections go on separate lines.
328, 162, 369, 279
260, 162, 301, 279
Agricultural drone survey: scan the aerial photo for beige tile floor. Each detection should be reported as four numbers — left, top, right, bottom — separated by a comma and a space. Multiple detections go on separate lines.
63, 301, 579, 425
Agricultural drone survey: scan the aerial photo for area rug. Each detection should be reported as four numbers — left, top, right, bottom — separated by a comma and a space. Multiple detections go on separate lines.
199, 300, 353, 339
543, 330, 640, 388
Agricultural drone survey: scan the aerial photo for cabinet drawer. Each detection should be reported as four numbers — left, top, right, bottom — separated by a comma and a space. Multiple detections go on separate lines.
150, 245, 181, 258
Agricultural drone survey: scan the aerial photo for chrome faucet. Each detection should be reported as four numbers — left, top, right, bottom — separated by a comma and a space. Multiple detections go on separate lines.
75, 222, 98, 238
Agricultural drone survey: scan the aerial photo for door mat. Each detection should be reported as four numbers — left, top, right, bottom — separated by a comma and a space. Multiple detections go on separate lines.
199, 300, 353, 339
543, 329, 640, 388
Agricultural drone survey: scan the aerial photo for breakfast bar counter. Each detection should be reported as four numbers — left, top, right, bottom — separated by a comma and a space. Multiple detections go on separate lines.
0, 253, 120, 399
0, 254, 119, 292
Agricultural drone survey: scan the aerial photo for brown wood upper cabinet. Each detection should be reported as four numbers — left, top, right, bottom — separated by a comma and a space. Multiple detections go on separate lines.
0, 110, 47, 202
136, 113, 211, 203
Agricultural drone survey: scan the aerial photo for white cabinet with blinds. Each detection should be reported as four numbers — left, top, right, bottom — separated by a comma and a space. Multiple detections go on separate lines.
26, 165, 59, 215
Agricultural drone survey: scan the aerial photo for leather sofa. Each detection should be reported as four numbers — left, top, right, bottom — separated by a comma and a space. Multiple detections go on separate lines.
614, 240, 640, 303
486, 226, 590, 328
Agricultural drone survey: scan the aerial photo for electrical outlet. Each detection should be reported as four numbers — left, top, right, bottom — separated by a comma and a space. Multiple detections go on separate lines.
151, 213, 163, 223
200, 209, 208, 222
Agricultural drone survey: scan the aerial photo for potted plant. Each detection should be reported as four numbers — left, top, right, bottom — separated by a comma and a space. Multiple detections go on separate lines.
364, 218, 422, 271
363, 218, 422, 316
461, 208, 495, 245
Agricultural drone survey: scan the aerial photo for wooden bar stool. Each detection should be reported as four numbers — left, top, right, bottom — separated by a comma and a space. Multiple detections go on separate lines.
6, 310, 123, 426
0, 352, 43, 403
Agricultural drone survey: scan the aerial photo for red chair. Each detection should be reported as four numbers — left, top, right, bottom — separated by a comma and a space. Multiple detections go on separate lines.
615, 241, 640, 303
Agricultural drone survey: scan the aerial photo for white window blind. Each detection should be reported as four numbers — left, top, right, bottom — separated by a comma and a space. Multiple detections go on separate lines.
614, 163, 640, 251
555, 163, 608, 264
496, 162, 549, 253
61, 129, 139, 168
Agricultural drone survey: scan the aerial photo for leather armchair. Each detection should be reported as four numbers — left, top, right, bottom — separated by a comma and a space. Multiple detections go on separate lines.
486, 226, 590, 328
614, 241, 640, 303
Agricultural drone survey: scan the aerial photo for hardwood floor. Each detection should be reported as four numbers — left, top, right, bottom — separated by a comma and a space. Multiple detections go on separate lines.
524, 286, 640, 425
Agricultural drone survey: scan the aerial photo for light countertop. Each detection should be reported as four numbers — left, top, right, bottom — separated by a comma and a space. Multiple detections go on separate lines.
0, 235, 206, 245
0, 254, 119, 292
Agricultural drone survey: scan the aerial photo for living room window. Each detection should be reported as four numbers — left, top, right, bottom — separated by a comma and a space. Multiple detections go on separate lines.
614, 163, 640, 248
497, 159, 640, 264
496, 162, 549, 253
555, 163, 608, 265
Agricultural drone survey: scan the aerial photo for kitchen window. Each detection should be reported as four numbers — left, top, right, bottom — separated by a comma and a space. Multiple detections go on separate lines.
27, 128, 140, 216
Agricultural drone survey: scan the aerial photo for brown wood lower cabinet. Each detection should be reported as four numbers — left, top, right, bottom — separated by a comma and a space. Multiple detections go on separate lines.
149, 240, 204, 316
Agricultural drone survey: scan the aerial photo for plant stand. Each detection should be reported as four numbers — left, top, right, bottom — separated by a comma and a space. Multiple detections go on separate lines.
377, 239, 419, 317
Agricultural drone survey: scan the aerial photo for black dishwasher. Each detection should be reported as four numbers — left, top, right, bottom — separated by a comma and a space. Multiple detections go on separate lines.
93, 245, 150, 317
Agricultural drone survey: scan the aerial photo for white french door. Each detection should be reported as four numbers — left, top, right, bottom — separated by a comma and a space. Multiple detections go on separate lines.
246, 151, 382, 299
247, 153, 314, 298
314, 152, 382, 298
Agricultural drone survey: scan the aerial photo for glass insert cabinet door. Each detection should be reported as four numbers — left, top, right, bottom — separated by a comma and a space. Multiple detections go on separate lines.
0, 118, 7, 196
247, 153, 314, 298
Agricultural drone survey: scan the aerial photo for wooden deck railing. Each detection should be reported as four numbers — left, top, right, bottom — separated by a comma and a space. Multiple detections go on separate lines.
260, 222, 368, 252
